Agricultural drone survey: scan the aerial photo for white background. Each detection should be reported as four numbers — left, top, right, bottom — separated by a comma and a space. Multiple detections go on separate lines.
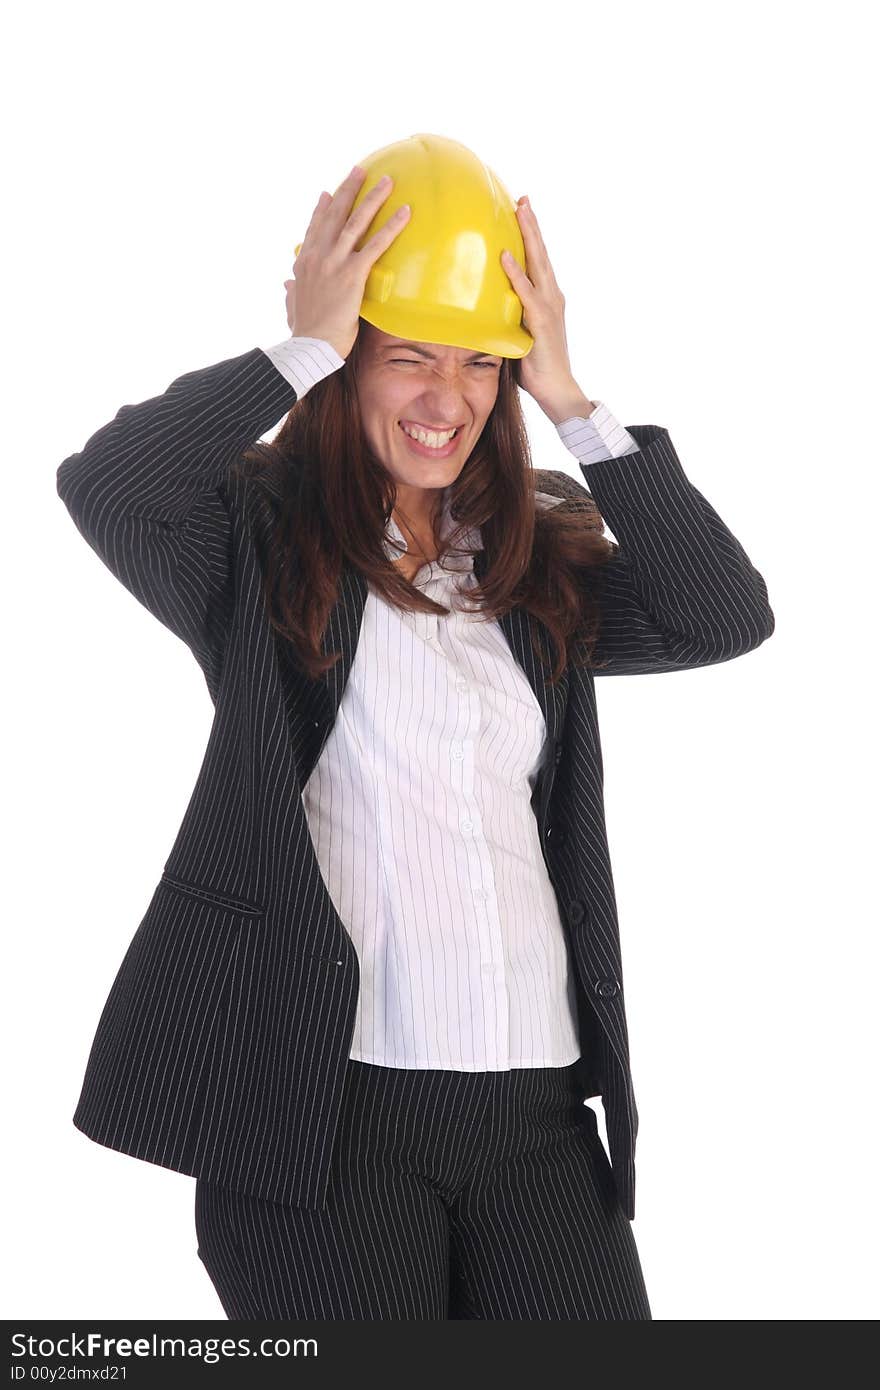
4, 0, 877, 1322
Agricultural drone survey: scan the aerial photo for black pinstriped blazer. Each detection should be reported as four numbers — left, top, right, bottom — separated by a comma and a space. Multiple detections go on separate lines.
56, 346, 775, 1222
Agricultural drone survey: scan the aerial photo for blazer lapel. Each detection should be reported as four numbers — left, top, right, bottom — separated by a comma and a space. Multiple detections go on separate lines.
315, 528, 571, 807
256, 443, 575, 794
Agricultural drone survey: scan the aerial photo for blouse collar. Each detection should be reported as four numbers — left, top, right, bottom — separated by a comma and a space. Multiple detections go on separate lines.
382, 484, 565, 584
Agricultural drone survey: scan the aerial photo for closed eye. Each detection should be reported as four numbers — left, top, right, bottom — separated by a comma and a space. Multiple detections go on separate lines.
391, 359, 497, 368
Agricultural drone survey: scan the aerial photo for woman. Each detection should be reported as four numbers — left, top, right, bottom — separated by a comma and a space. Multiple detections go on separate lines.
57, 134, 774, 1320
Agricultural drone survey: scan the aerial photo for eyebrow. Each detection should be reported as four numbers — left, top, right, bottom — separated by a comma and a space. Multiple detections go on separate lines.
382, 344, 499, 362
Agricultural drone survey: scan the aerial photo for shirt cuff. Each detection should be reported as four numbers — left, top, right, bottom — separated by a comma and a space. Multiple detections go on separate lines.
260, 336, 346, 399
555, 402, 641, 464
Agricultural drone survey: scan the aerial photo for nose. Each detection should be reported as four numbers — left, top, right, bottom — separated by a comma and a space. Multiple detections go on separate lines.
411, 377, 470, 419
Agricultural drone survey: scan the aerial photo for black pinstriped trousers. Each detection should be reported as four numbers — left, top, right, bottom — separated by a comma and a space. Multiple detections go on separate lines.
195, 1058, 651, 1320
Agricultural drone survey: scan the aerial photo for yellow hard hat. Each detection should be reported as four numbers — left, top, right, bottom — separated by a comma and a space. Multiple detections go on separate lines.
294, 133, 533, 359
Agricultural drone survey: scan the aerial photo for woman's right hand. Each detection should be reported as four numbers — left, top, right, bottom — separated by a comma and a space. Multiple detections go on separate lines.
283, 166, 411, 359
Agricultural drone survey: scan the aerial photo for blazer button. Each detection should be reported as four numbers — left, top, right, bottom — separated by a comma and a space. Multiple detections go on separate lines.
554, 744, 563, 764
595, 977, 621, 999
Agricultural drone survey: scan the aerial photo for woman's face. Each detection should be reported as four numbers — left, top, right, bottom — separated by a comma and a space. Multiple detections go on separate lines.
355, 322, 502, 497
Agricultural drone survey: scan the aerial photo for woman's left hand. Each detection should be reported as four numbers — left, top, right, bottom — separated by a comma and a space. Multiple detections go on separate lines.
501, 198, 590, 421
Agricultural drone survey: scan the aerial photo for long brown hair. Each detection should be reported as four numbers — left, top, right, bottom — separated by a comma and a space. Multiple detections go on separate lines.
232, 320, 615, 687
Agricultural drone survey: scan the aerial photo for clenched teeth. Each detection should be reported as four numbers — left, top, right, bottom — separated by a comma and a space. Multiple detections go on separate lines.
399, 421, 458, 447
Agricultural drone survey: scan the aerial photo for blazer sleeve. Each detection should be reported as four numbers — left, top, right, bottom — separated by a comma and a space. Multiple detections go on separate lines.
56, 346, 298, 692
564, 424, 775, 676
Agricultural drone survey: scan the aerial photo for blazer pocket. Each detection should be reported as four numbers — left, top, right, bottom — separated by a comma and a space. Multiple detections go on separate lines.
159, 871, 265, 919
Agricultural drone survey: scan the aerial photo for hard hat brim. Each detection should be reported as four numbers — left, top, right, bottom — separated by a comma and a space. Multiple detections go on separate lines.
358, 302, 534, 360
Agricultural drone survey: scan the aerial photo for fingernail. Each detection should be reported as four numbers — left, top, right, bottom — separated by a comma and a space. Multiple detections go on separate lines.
351, 164, 365, 177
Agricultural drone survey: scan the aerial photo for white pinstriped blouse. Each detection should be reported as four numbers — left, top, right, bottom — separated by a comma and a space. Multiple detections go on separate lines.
259, 336, 641, 1070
